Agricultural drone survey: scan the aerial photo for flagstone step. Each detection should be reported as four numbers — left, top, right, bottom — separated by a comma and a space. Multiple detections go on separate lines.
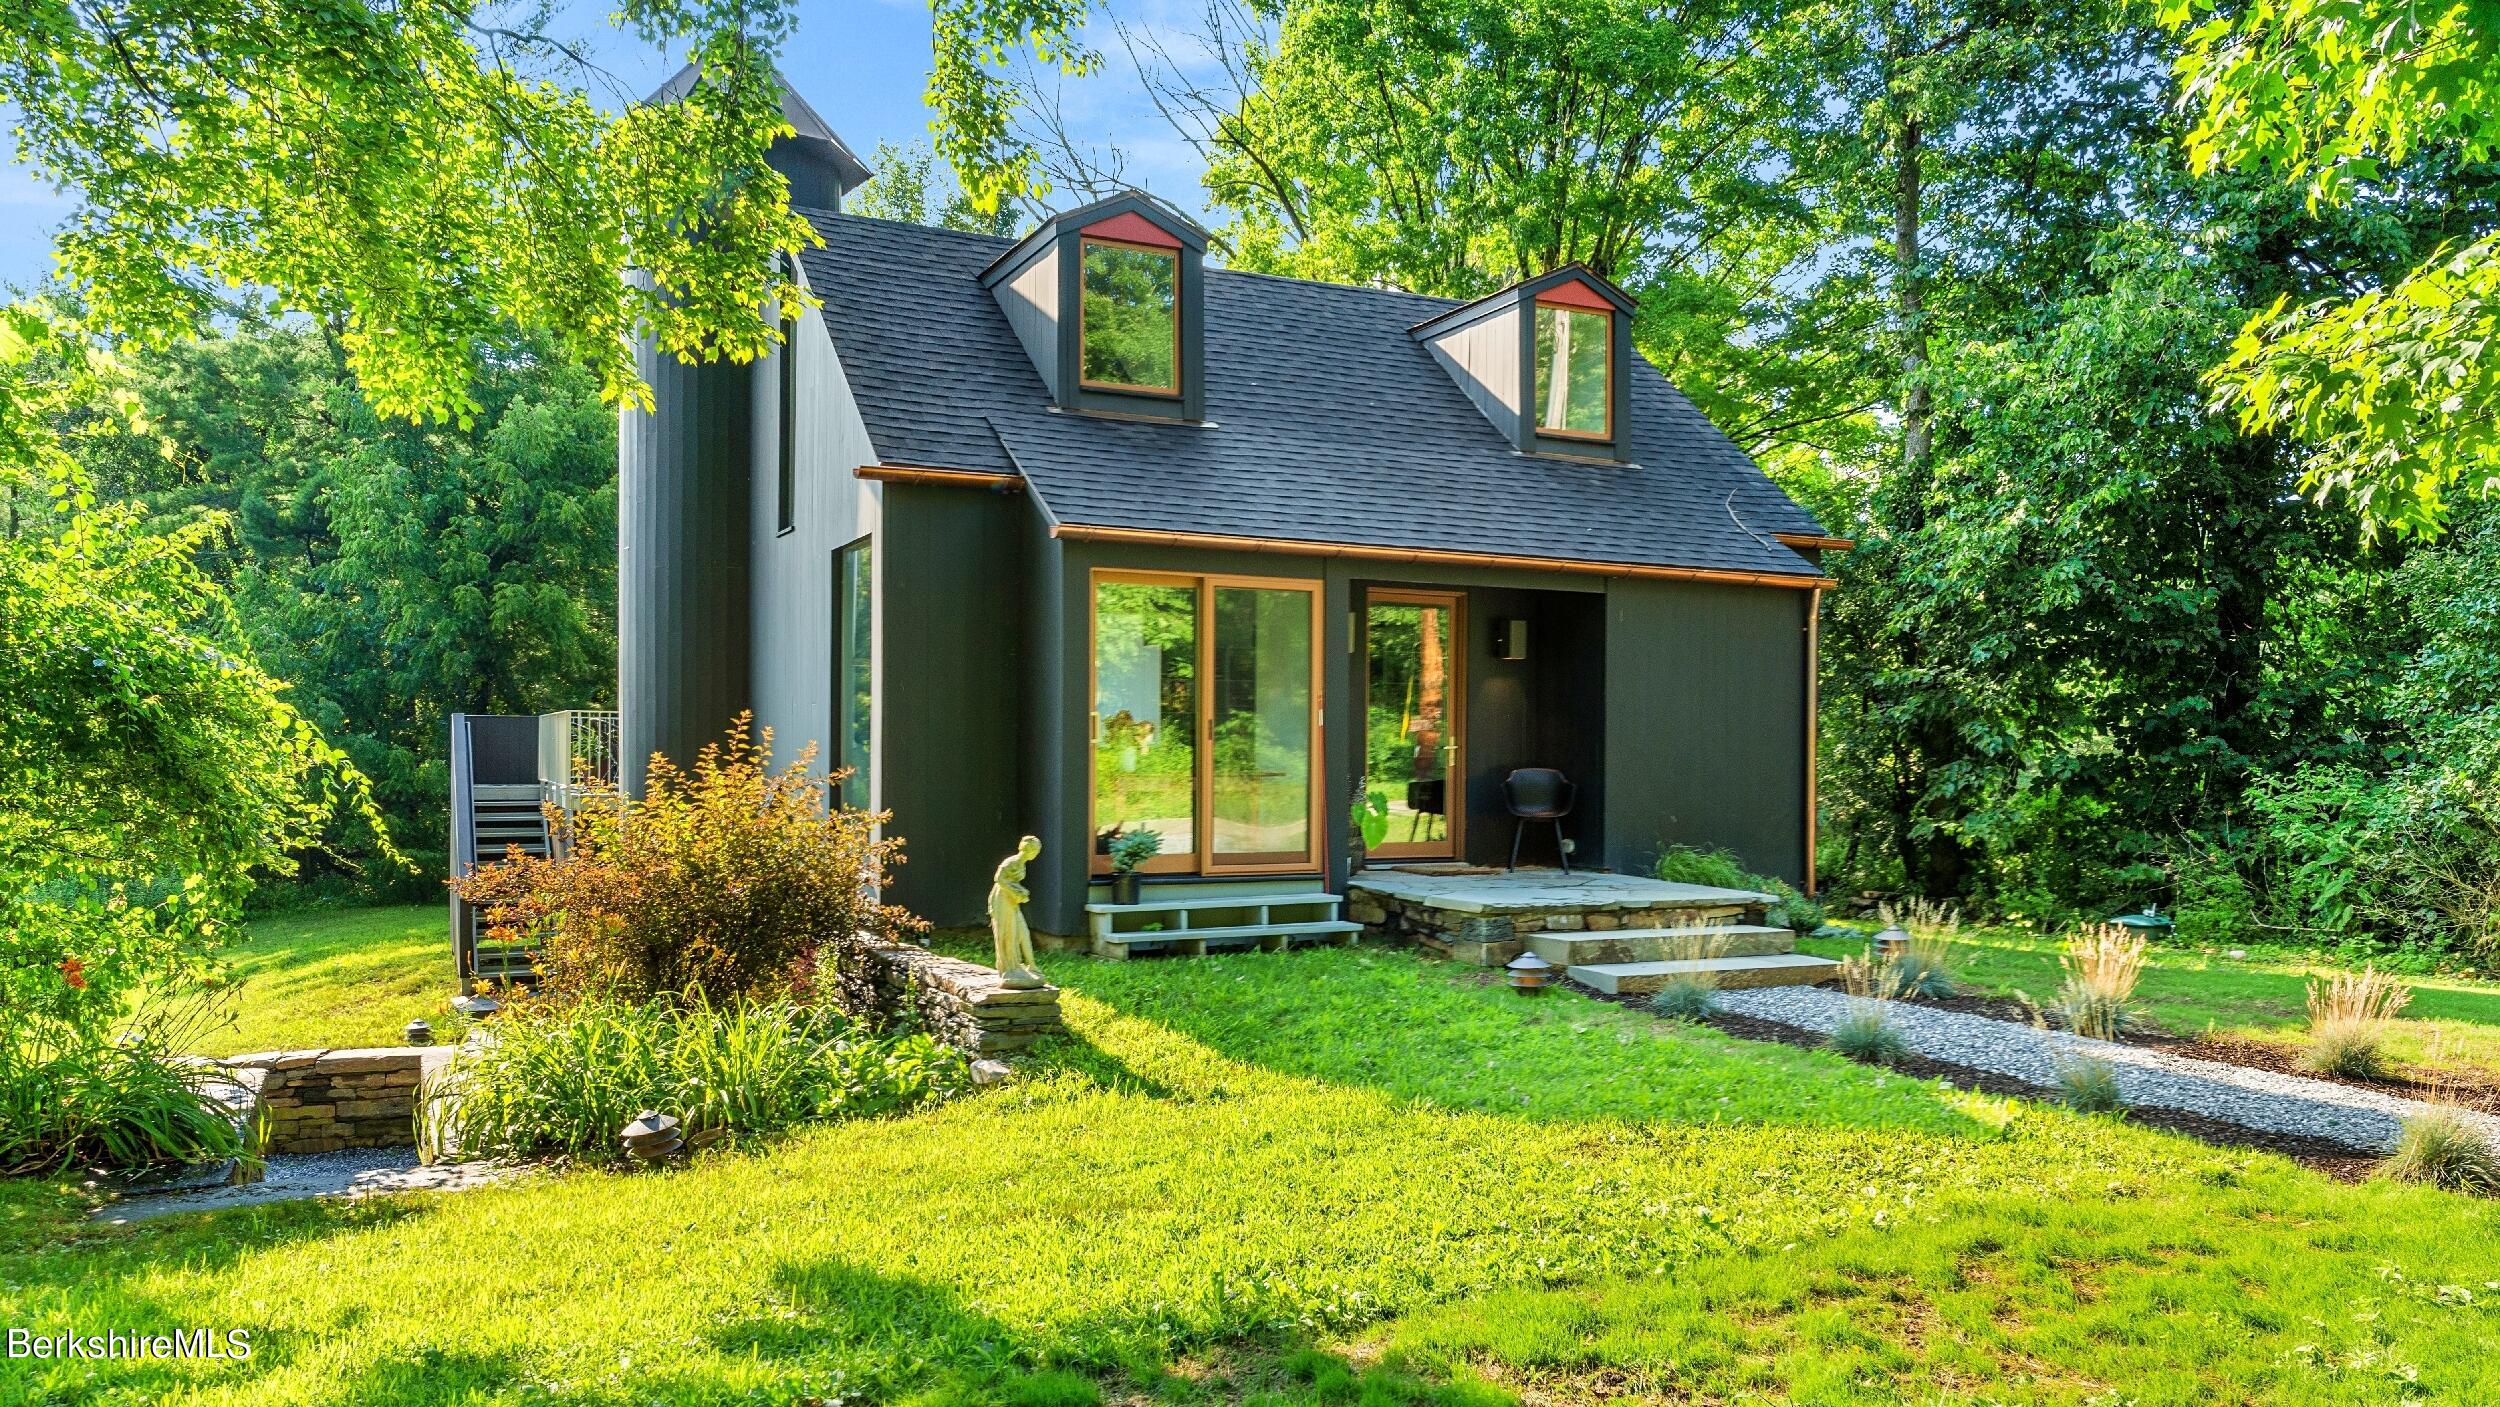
1567, 952, 1843, 996
1524, 925, 1797, 966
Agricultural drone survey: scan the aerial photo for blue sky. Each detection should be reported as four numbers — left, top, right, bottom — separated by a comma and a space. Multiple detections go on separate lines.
0, 0, 1216, 292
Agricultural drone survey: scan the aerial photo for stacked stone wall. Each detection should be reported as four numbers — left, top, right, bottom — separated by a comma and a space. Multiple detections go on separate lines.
858, 942, 1064, 1057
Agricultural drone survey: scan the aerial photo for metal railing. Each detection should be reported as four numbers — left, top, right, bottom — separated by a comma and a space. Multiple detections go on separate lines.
538, 709, 620, 811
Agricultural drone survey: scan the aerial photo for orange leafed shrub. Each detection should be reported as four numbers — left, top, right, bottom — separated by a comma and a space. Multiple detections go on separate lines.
455, 715, 922, 1004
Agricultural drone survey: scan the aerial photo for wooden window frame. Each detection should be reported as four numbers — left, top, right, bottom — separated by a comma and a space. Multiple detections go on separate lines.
1362, 588, 1467, 863
1076, 236, 1184, 398
1532, 300, 1613, 442
1088, 568, 1326, 877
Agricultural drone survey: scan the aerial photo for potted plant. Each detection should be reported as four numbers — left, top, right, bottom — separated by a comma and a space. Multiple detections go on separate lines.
1106, 828, 1162, 905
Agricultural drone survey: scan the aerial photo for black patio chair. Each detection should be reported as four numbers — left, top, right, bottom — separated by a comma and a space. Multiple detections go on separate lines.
1503, 768, 1577, 874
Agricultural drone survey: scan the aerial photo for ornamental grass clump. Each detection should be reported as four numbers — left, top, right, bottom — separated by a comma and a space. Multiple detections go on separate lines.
1644, 924, 1731, 1022
2053, 1055, 2128, 1114
1875, 901, 1962, 1000
1825, 952, 1910, 1065
2302, 965, 2413, 1080
2376, 1111, 2500, 1195
424, 994, 968, 1162
2055, 924, 2146, 1041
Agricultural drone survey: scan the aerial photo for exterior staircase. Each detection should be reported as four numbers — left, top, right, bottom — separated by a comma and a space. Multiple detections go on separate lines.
449, 710, 617, 996
1087, 890, 1363, 959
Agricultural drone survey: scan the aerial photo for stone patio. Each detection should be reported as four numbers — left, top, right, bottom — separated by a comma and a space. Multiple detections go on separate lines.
1348, 866, 1778, 965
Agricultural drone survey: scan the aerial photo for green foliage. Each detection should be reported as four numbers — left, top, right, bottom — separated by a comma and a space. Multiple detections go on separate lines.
425, 995, 968, 1162
1653, 845, 1752, 890
1105, 828, 1163, 875
67, 318, 618, 889
926, 0, 1097, 213
849, 140, 1022, 235
1826, 1005, 1909, 1065
0, 0, 813, 420
2376, 1109, 2500, 1195
2051, 1055, 2127, 1115
2167, 0, 2500, 539
0, 1015, 246, 1174
455, 717, 919, 1005
1646, 978, 1718, 1022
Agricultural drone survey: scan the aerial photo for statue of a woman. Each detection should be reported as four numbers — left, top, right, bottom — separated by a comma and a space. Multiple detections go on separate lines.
988, 834, 1046, 989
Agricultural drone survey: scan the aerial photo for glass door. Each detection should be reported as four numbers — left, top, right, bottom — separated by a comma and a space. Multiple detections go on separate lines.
1092, 572, 1324, 874
1365, 591, 1463, 860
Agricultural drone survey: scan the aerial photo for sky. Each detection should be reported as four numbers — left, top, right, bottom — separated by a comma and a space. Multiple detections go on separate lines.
0, 0, 1220, 293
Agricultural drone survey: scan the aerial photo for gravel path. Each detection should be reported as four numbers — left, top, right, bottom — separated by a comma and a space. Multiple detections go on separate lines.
1713, 985, 2500, 1155
92, 1148, 519, 1224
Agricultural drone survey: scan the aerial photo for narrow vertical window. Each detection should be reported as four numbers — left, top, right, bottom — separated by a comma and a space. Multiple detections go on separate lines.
1079, 238, 1180, 393
834, 538, 872, 808
1533, 302, 1611, 439
776, 311, 798, 534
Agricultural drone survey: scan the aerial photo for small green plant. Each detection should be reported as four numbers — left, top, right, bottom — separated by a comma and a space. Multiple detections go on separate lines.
1106, 828, 1164, 875
2301, 964, 2412, 1080
1826, 1005, 1909, 1065
2053, 1055, 2127, 1114
1647, 978, 1717, 1021
1350, 782, 1390, 852
1653, 845, 1750, 889
1874, 903, 1962, 999
2376, 1110, 2500, 1194
2055, 923, 2146, 1040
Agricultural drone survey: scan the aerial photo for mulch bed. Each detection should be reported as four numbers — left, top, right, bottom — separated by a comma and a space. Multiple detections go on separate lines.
1579, 983, 2381, 1181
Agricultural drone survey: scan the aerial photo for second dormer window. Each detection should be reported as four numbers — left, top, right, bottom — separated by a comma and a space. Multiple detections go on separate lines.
1533, 300, 1611, 439
1080, 237, 1180, 394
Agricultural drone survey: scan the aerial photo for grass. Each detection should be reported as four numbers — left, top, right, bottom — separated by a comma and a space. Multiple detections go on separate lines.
10, 918, 2500, 1404
199, 905, 459, 1055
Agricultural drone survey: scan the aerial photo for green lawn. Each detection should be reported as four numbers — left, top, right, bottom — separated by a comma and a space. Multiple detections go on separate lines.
1800, 925, 2500, 1079
195, 905, 462, 1056
8, 925, 2500, 1405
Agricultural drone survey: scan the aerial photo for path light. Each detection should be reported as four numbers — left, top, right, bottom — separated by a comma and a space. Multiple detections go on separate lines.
619, 1110, 683, 1162
403, 1019, 434, 1046
1873, 922, 1912, 961
1505, 951, 1555, 994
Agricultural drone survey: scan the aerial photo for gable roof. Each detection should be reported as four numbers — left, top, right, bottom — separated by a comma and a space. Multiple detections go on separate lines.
798, 210, 1833, 584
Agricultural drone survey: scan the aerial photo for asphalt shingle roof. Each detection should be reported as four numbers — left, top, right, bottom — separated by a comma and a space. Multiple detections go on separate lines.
798, 209, 1831, 581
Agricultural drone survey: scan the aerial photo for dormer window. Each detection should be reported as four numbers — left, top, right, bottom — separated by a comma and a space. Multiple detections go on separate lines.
1533, 300, 1611, 439
981, 191, 1208, 421
1411, 265, 1634, 460
1080, 237, 1180, 395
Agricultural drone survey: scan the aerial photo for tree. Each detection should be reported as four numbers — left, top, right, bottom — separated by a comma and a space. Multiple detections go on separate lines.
0, 0, 812, 422
2166, 0, 2500, 538
849, 141, 1022, 235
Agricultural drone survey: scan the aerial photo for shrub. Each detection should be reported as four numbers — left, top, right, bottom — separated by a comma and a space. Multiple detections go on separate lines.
1106, 828, 1162, 874
2055, 924, 2146, 1040
425, 994, 968, 1161
1647, 978, 1717, 1021
1654, 845, 1751, 889
1826, 1005, 1909, 1065
455, 715, 921, 1004
2376, 1111, 2500, 1195
2302, 965, 2413, 1080
2053, 1055, 2127, 1114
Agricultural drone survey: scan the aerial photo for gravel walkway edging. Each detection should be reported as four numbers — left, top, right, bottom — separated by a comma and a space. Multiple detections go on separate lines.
1713, 985, 2500, 1156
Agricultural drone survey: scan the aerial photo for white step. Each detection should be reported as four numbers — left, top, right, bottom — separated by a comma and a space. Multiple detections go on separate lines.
1092, 919, 1362, 959
1525, 925, 1795, 964
1567, 952, 1842, 996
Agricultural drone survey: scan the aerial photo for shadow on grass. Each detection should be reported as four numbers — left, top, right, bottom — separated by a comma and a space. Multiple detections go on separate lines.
1033, 945, 1998, 1141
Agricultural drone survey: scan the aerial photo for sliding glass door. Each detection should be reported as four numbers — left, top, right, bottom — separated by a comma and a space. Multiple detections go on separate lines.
1365, 591, 1463, 860
1093, 572, 1322, 874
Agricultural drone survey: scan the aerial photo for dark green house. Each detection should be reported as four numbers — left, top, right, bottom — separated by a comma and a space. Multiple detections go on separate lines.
618, 90, 1841, 937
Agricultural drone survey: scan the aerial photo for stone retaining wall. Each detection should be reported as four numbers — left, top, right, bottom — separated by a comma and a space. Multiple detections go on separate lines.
858, 942, 1064, 1057
223, 1047, 453, 1154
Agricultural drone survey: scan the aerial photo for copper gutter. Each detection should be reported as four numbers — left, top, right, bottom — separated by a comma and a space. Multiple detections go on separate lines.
855, 464, 1026, 491
1776, 532, 1857, 552
1049, 523, 1836, 591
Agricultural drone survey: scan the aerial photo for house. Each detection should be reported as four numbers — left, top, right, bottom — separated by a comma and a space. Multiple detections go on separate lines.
616, 78, 1844, 941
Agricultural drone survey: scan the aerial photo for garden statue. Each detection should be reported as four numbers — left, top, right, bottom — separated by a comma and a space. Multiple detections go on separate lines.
989, 834, 1047, 989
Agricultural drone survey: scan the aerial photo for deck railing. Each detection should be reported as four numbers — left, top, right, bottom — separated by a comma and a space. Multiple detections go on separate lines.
539, 709, 621, 811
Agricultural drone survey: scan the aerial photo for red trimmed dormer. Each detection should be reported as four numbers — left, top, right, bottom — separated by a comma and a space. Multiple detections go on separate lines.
980, 191, 1210, 422
1412, 265, 1637, 460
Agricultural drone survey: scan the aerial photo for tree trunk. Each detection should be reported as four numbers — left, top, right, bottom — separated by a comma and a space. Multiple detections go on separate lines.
1894, 114, 1931, 479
